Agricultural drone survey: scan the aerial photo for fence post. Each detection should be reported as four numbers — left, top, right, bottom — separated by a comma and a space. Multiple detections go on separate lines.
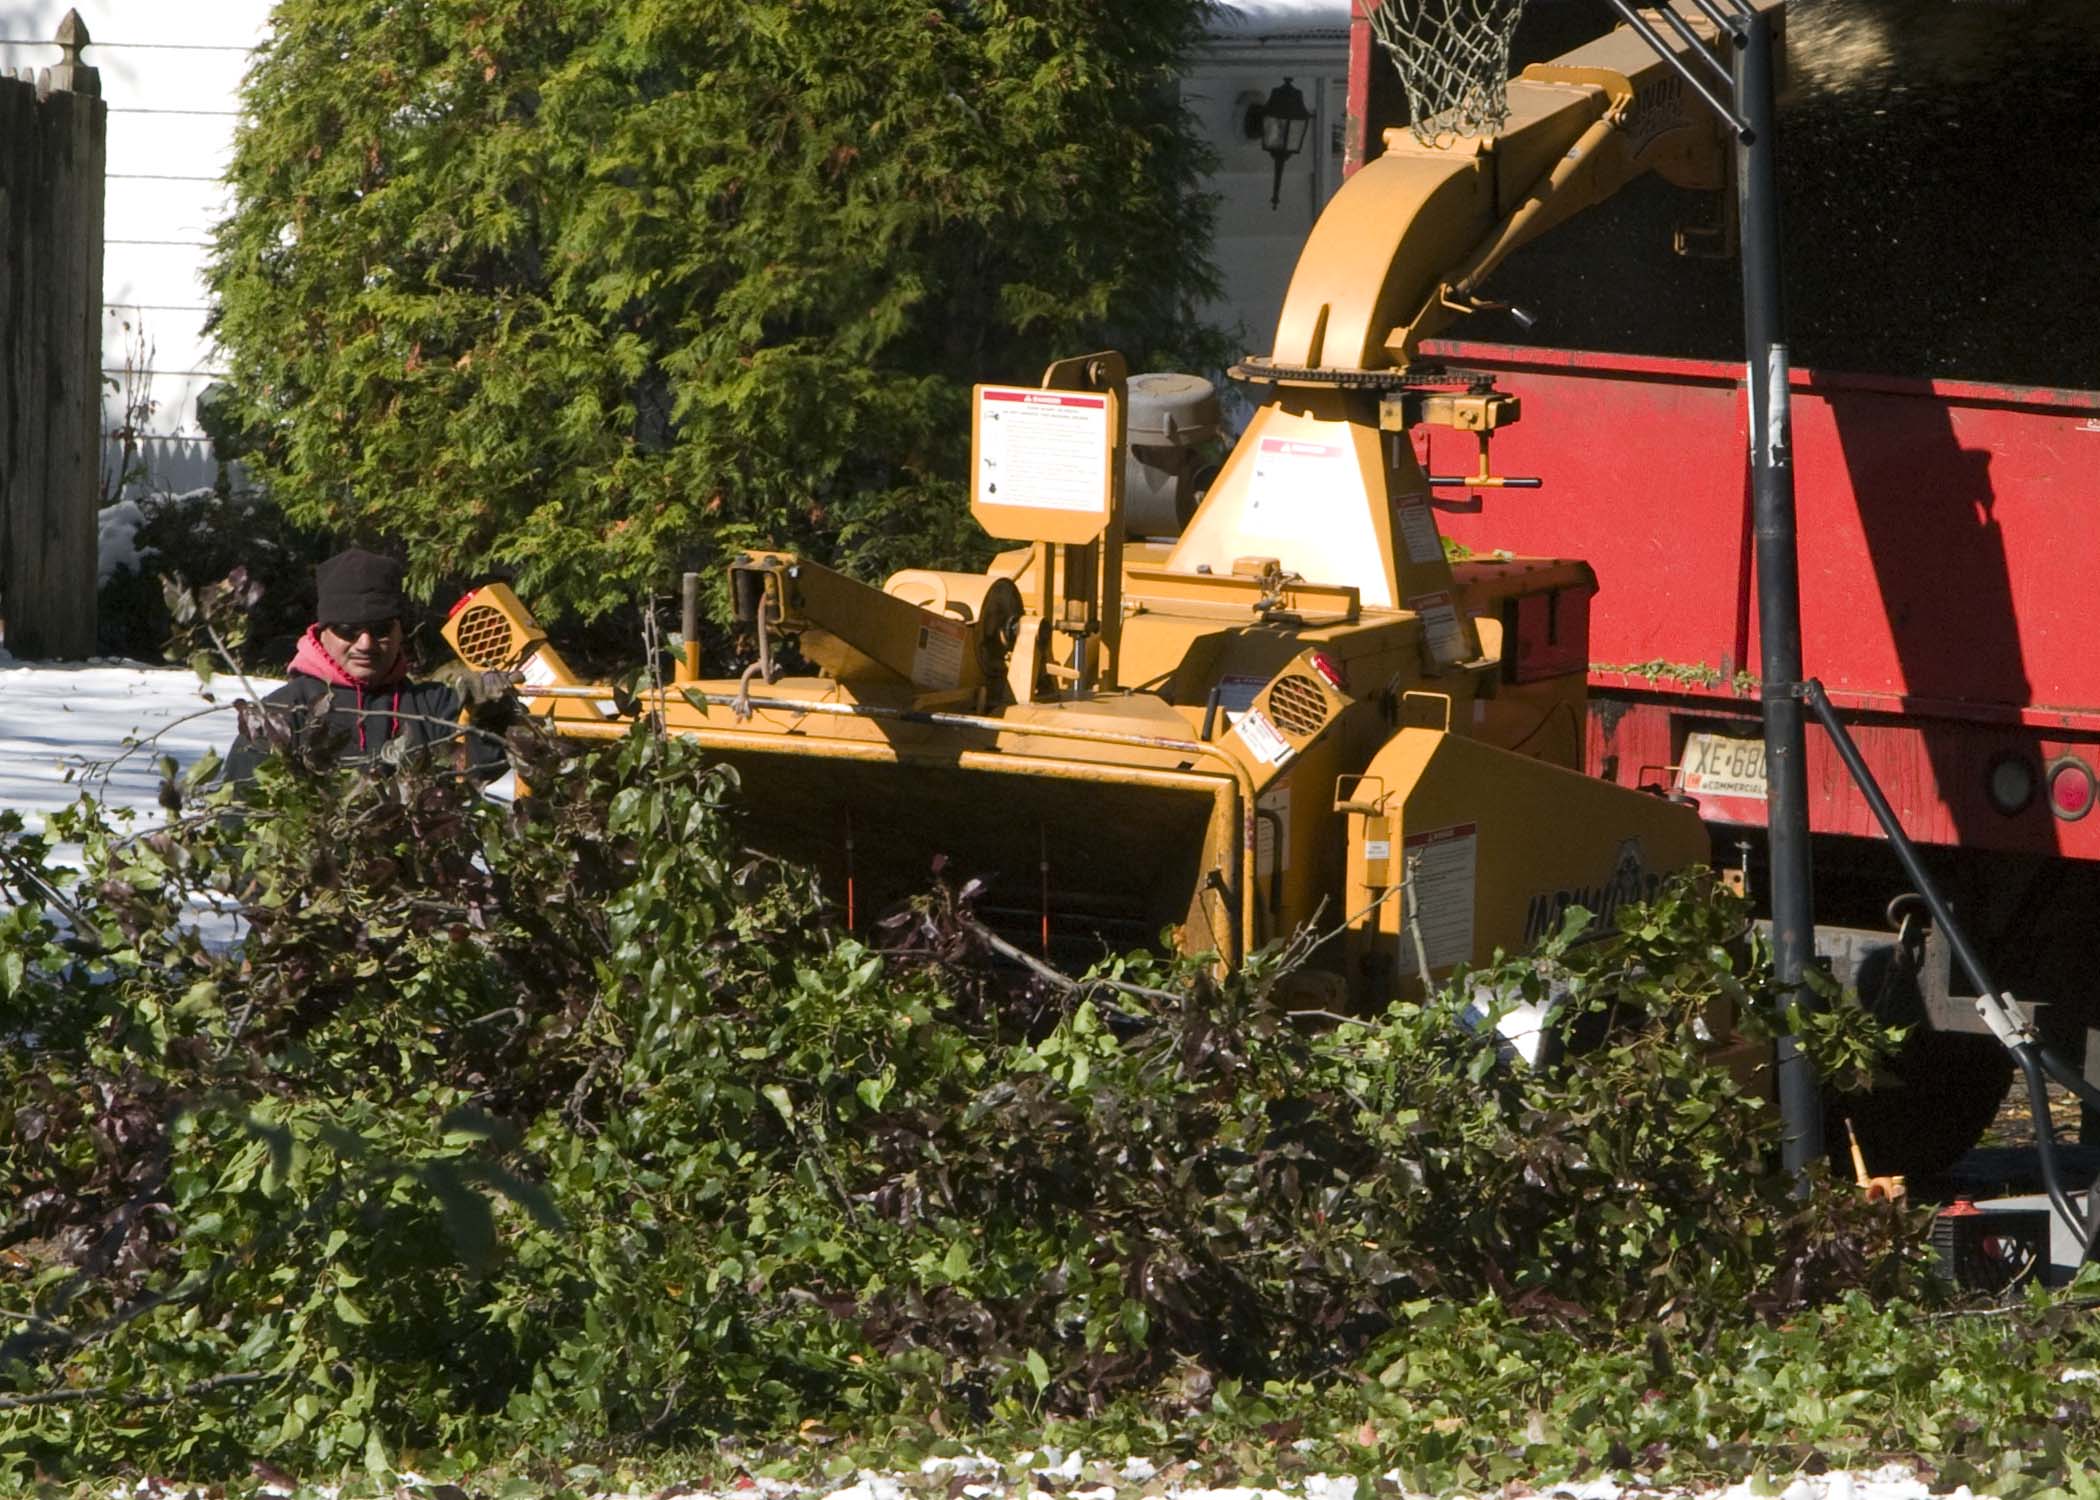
0, 9, 105, 660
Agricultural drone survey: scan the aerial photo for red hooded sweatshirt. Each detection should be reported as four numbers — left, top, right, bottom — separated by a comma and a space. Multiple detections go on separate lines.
289, 626, 408, 750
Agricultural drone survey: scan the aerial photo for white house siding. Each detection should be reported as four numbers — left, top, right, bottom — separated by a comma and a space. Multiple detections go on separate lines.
1191, 2, 1351, 360
0, 0, 270, 497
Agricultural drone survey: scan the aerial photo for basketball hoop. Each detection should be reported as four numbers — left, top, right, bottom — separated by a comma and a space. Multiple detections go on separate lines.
1367, 0, 1527, 147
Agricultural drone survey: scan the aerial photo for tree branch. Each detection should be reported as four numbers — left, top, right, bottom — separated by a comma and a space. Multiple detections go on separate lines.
0, 1370, 267, 1412
0, 845, 90, 932
956, 916, 1177, 1013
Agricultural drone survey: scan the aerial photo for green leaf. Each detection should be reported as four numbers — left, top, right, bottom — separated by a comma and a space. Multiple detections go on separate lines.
363, 1422, 391, 1482
421, 1160, 499, 1270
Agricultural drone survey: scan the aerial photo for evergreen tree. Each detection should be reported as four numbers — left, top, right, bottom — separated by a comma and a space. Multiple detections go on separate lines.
208, 0, 1220, 621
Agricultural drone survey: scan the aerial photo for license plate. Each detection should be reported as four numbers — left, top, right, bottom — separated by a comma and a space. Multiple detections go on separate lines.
1681, 730, 1768, 800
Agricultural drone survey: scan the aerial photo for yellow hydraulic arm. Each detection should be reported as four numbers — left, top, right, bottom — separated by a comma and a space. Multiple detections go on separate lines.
727, 551, 1020, 701
1257, 0, 1778, 379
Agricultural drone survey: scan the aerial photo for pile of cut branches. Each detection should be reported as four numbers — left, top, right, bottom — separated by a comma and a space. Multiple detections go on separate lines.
1, 720, 1920, 1482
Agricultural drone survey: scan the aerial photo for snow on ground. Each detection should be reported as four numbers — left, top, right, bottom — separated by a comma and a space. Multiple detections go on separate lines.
0, 650, 274, 838
345, 1459, 1965, 1500
121, 1458, 1976, 1500
667, 1464, 1966, 1500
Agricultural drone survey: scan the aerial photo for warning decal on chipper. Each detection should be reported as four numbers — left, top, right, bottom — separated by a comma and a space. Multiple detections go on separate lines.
1407, 591, 1469, 667
1233, 707, 1295, 768
973, 388, 1113, 514
911, 615, 967, 690
1247, 437, 1344, 522
1395, 822, 1477, 976
1394, 493, 1444, 565
518, 648, 615, 718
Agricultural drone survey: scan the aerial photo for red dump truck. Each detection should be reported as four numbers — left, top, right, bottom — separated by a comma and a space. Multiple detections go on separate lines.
1334, 2, 2100, 1171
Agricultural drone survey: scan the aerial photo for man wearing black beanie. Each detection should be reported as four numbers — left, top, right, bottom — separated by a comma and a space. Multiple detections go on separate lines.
223, 548, 511, 780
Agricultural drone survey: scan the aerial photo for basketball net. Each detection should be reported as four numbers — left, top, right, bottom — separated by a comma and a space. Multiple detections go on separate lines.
1367, 0, 1527, 146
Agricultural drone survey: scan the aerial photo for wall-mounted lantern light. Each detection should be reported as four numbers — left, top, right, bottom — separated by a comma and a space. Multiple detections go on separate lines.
1244, 78, 1313, 210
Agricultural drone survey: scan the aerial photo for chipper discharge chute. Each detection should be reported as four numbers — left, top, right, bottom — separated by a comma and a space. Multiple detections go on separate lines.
444, 7, 1762, 1002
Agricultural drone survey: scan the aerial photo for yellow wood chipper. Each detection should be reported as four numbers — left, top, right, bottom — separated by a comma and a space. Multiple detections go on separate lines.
442, 5, 1780, 1011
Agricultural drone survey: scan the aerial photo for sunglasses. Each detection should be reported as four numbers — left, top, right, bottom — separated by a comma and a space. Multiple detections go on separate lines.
323, 618, 401, 642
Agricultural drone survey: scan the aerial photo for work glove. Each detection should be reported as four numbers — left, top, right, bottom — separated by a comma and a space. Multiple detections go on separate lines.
457, 668, 520, 707
459, 668, 523, 736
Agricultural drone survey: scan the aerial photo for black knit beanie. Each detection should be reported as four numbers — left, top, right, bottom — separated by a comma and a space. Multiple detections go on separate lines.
314, 549, 407, 625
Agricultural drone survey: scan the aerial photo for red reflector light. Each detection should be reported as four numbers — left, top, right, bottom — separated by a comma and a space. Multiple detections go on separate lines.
446, 589, 480, 619
2047, 757, 2095, 821
1309, 651, 1348, 692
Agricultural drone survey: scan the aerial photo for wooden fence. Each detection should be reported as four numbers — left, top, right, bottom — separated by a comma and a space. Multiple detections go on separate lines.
0, 12, 104, 660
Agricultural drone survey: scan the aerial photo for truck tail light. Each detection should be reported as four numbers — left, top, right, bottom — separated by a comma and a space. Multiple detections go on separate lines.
1986, 754, 2036, 816
2047, 756, 2094, 821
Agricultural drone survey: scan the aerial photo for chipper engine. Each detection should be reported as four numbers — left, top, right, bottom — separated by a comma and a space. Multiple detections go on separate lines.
444, 7, 1765, 1004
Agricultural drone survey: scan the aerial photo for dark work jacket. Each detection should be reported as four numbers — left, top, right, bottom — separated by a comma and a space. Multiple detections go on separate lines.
222, 658, 503, 784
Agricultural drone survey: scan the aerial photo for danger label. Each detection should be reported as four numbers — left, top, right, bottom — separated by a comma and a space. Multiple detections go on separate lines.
518, 651, 561, 689
1395, 493, 1444, 565
1395, 822, 1477, 976
1234, 707, 1295, 767
517, 648, 614, 717
974, 387, 1112, 515
1408, 591, 1469, 667
911, 615, 967, 690
1247, 437, 1344, 521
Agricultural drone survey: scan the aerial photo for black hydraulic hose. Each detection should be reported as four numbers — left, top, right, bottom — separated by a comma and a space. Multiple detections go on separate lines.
2037, 1048, 2100, 1117
2015, 1042, 2090, 1261
1797, 679, 2095, 1259
1797, 682, 2006, 1023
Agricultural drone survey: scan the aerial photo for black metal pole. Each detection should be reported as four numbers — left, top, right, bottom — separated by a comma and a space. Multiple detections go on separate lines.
1735, 12, 1823, 1178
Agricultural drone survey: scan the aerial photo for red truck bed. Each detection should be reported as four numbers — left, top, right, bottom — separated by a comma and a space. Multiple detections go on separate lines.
1424, 339, 2100, 861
